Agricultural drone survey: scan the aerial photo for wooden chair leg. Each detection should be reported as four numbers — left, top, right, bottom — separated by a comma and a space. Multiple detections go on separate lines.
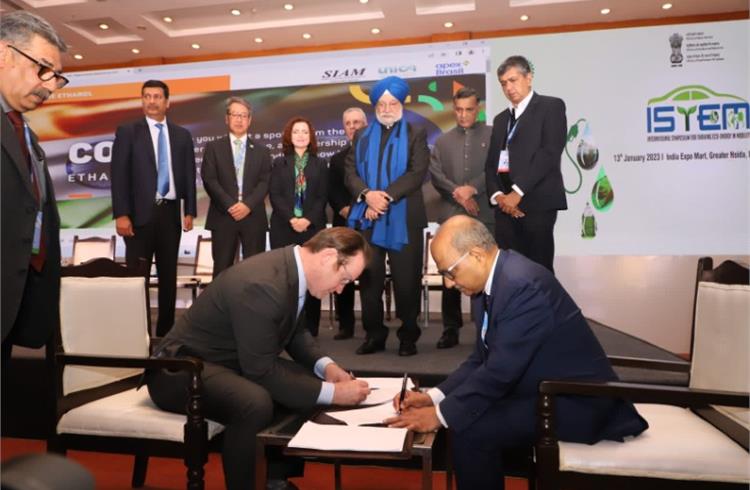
131, 454, 148, 487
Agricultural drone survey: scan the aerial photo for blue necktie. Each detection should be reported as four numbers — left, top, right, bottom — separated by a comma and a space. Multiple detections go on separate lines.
155, 123, 169, 197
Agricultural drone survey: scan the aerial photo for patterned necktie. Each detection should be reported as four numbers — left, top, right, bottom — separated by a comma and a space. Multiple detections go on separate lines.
509, 108, 517, 131
481, 293, 490, 347
155, 123, 169, 197
7, 110, 45, 271
233, 138, 245, 200
293, 153, 308, 218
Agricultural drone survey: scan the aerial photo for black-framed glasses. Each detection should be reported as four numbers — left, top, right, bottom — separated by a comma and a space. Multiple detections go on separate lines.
340, 261, 354, 285
8, 45, 69, 89
437, 251, 470, 281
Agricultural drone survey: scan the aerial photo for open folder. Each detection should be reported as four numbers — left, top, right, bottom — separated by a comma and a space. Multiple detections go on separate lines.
288, 421, 408, 453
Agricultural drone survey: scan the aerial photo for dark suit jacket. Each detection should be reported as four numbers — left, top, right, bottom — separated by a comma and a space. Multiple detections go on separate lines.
156, 246, 325, 410
328, 145, 353, 227
438, 249, 647, 443
345, 122, 429, 230
269, 154, 328, 248
201, 134, 271, 231
110, 118, 197, 225
1, 112, 61, 346
485, 93, 567, 212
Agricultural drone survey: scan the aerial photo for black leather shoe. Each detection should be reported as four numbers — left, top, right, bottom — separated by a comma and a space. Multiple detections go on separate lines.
333, 330, 353, 340
266, 479, 299, 490
398, 341, 418, 356
356, 338, 386, 355
436, 331, 459, 349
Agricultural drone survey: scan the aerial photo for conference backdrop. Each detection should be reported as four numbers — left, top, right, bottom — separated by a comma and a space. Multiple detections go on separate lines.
26, 20, 748, 258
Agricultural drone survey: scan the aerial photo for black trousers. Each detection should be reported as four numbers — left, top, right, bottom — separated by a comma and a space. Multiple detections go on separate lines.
333, 282, 355, 333
210, 218, 267, 278
441, 285, 463, 333
359, 227, 423, 344
146, 360, 305, 490
493, 209, 558, 274
125, 200, 180, 336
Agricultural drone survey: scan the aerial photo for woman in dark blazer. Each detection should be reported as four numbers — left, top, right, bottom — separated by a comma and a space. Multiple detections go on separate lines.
269, 116, 329, 335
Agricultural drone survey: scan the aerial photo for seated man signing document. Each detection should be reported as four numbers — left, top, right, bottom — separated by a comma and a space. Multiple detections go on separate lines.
386, 215, 647, 490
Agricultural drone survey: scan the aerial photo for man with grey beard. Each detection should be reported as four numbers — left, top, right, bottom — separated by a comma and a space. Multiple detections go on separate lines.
1, 11, 67, 365
345, 76, 429, 356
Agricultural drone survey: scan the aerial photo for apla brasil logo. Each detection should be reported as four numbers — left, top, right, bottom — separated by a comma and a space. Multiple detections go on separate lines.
646, 85, 748, 133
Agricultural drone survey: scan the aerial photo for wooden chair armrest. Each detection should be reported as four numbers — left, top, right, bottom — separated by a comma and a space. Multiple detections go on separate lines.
607, 355, 691, 373
538, 380, 748, 408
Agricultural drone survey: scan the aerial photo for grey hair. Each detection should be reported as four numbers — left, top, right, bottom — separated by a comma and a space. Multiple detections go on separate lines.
450, 218, 496, 253
497, 55, 532, 78
342, 106, 366, 122
1, 11, 67, 52
225, 96, 252, 115
453, 86, 481, 103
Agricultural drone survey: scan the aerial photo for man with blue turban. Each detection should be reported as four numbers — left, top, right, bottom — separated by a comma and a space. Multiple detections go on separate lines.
345, 76, 429, 356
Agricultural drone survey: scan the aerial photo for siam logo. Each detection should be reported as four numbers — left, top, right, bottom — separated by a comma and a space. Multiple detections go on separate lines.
321, 67, 366, 81
377, 64, 417, 75
646, 85, 748, 134
669, 33, 684, 65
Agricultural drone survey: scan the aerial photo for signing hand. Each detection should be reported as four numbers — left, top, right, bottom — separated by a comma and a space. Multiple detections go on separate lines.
228, 202, 251, 221
392, 390, 433, 413
115, 216, 134, 237
324, 363, 353, 383
365, 190, 391, 214
332, 379, 371, 405
385, 406, 441, 433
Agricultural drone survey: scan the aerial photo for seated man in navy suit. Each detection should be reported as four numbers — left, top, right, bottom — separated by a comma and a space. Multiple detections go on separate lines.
386, 215, 648, 490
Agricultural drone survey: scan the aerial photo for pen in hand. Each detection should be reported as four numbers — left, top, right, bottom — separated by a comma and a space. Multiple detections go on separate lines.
397, 372, 408, 414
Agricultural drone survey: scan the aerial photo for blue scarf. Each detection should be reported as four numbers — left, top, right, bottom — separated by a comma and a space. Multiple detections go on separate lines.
348, 119, 409, 251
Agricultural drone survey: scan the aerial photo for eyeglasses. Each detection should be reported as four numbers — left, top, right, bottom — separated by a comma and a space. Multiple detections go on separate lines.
228, 112, 250, 120
8, 45, 69, 89
437, 251, 470, 281
339, 261, 354, 285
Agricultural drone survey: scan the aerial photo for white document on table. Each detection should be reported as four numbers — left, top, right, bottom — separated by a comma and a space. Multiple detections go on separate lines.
325, 402, 397, 426
358, 377, 415, 406
288, 421, 407, 452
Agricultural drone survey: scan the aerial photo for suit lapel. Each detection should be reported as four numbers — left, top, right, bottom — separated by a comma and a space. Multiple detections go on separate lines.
138, 119, 157, 170
167, 122, 182, 188
514, 92, 540, 134
281, 246, 301, 346
1, 114, 36, 199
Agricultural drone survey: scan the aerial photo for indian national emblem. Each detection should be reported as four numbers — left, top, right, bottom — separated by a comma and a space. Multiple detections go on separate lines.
669, 33, 684, 64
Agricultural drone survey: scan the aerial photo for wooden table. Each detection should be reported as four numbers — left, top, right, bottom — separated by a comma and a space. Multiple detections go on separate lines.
255, 411, 451, 490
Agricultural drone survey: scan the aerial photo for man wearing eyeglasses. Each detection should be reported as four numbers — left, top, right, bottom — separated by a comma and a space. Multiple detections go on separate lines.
201, 97, 272, 277
1, 11, 67, 364
386, 215, 647, 490
148, 226, 372, 490
110, 80, 197, 336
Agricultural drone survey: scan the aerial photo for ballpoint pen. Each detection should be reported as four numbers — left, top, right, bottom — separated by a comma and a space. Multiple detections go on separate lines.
397, 372, 408, 414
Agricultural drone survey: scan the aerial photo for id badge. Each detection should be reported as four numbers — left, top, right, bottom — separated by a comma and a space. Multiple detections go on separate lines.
32, 211, 42, 254
497, 150, 510, 174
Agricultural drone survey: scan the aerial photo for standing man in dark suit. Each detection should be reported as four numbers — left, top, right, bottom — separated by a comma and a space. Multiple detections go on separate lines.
345, 76, 429, 357
429, 87, 493, 349
148, 227, 372, 490
485, 55, 567, 273
328, 107, 367, 340
387, 216, 648, 490
1, 11, 67, 363
110, 80, 197, 336
202, 96, 271, 277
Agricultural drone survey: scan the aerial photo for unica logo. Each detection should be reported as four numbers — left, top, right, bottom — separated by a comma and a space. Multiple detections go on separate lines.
646, 85, 748, 133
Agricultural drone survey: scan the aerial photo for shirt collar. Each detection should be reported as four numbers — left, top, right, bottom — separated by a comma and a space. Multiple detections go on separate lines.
1, 96, 13, 114
509, 90, 534, 119
483, 250, 501, 296
292, 245, 307, 299
229, 133, 246, 145
145, 115, 168, 128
